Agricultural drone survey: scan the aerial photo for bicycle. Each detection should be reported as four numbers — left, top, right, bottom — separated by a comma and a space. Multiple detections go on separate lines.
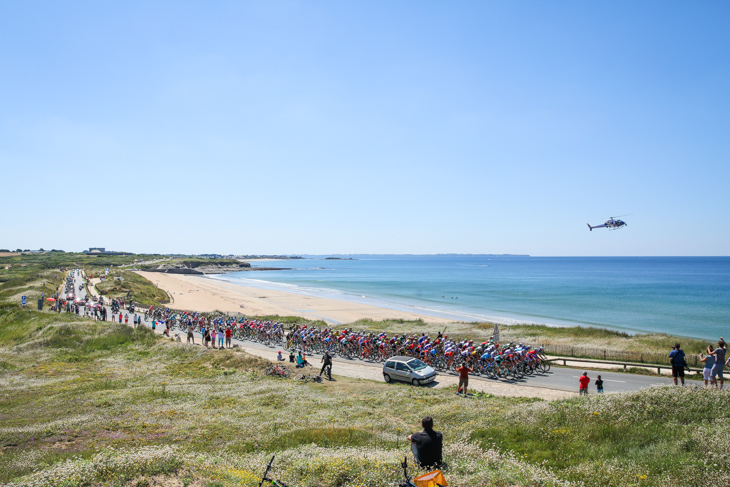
264, 365, 291, 378
396, 456, 446, 487
295, 373, 323, 383
321, 363, 332, 381
258, 454, 290, 487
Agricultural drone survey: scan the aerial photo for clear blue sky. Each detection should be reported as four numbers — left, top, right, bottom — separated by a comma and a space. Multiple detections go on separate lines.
1, 1, 728, 256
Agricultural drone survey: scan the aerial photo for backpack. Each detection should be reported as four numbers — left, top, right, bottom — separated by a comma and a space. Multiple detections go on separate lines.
672, 350, 685, 365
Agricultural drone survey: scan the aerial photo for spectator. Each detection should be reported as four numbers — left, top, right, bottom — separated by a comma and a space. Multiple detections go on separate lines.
408, 416, 443, 469
710, 339, 726, 389
224, 326, 231, 349
579, 372, 590, 395
277, 351, 284, 361
669, 343, 686, 386
187, 322, 195, 344
320, 351, 332, 380
595, 375, 604, 394
289, 351, 295, 363
456, 363, 472, 396
700, 345, 717, 388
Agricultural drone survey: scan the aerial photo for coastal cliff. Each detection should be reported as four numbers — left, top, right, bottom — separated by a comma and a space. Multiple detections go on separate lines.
140, 259, 288, 275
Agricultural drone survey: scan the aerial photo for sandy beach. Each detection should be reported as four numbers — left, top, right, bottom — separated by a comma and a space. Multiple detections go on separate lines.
135, 271, 451, 325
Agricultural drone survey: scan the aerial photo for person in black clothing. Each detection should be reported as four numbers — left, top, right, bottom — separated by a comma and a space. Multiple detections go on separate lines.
320, 351, 333, 380
407, 416, 443, 468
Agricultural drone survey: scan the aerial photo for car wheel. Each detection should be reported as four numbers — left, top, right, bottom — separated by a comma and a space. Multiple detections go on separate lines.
384, 374, 391, 383
412, 379, 420, 386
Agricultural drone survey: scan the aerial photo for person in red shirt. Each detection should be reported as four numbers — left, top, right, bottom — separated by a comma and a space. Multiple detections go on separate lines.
225, 326, 232, 349
456, 364, 473, 396
579, 372, 590, 395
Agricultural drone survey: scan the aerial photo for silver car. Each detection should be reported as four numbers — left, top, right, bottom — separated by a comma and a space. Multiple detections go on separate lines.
382, 356, 437, 386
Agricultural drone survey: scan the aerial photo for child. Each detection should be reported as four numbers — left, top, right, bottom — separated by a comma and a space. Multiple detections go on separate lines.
595, 375, 604, 394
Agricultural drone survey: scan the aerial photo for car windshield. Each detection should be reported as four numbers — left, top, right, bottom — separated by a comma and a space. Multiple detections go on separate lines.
407, 359, 428, 371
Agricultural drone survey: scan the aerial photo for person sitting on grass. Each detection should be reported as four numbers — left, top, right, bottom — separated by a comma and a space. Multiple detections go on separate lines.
407, 416, 443, 469
296, 351, 305, 368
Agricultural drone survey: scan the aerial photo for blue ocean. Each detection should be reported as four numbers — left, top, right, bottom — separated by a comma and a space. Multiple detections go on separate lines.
211, 256, 730, 340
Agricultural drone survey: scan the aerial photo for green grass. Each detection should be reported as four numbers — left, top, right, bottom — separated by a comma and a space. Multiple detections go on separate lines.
94, 269, 170, 306
1, 253, 727, 486
138, 257, 244, 270
1, 305, 727, 486
471, 387, 729, 485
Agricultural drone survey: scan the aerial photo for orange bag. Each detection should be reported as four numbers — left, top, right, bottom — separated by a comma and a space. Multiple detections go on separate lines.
414, 470, 448, 487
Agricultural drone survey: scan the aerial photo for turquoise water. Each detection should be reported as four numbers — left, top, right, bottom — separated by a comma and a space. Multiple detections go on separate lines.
211, 256, 730, 340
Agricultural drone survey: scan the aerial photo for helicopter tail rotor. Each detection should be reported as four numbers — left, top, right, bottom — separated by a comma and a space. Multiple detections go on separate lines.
587, 223, 592, 231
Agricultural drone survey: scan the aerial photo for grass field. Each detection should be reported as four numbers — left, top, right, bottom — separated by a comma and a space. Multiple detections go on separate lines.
1, 308, 728, 486
93, 270, 170, 307
1, 254, 726, 486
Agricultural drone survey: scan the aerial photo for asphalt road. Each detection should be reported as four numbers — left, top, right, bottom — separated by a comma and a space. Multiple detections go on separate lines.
67, 270, 681, 395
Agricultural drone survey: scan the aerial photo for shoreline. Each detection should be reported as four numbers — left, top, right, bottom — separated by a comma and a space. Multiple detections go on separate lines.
134, 271, 713, 353
134, 271, 452, 325
208, 272, 705, 340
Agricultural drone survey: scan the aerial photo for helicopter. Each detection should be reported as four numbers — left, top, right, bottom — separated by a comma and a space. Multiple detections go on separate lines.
587, 216, 628, 231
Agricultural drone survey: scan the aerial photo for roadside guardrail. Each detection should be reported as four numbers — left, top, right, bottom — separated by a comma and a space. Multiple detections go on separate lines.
547, 356, 696, 375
